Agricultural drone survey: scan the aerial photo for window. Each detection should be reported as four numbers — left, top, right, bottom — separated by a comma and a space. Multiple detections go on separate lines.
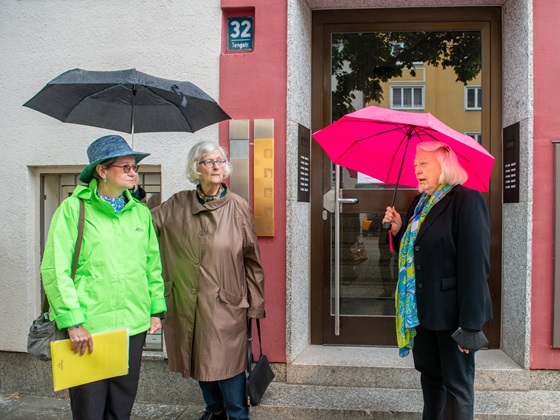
391, 86, 424, 110
465, 86, 482, 110
465, 132, 482, 143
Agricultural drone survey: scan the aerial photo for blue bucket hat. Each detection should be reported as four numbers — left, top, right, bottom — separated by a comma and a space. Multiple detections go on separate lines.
79, 135, 150, 183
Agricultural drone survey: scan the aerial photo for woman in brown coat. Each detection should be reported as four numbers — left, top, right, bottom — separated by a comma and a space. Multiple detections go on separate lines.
151, 141, 265, 420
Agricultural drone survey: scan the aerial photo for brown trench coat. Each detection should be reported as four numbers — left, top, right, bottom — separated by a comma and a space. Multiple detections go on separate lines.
151, 187, 265, 381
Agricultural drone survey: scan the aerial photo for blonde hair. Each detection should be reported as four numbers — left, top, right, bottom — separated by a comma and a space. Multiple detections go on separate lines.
416, 141, 468, 186
186, 141, 233, 184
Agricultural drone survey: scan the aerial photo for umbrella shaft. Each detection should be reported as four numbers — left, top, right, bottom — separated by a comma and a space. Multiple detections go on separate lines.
130, 87, 136, 147
389, 128, 414, 208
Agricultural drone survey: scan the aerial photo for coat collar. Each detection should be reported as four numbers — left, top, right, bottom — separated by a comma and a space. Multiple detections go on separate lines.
415, 185, 457, 243
72, 178, 138, 216
191, 184, 232, 215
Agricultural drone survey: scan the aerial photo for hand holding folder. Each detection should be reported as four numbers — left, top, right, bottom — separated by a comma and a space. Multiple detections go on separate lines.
50, 327, 129, 392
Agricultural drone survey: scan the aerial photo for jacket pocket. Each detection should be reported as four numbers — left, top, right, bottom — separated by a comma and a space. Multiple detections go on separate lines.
441, 277, 457, 291
164, 281, 173, 297
218, 288, 250, 309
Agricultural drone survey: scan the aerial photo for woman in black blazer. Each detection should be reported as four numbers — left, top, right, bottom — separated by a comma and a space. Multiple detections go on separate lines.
383, 141, 492, 420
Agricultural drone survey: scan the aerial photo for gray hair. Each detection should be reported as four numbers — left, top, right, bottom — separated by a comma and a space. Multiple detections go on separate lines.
416, 141, 468, 187
93, 157, 118, 180
186, 141, 233, 184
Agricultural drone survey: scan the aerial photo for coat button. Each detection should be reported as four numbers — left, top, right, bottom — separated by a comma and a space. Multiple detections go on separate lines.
193, 258, 199, 265
416, 264, 422, 270
191, 288, 197, 294
417, 283, 423, 289
198, 231, 205, 236
415, 246, 420, 251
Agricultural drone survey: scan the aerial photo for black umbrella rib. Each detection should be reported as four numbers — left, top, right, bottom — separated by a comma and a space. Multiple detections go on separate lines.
60, 84, 131, 121
384, 126, 416, 188
65, 83, 195, 132
135, 85, 195, 132
414, 127, 441, 142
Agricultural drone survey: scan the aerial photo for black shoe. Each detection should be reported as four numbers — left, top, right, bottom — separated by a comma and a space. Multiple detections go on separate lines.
199, 410, 228, 420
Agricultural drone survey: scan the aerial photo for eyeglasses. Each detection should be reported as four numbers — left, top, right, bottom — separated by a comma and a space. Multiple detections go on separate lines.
198, 159, 227, 168
107, 164, 140, 173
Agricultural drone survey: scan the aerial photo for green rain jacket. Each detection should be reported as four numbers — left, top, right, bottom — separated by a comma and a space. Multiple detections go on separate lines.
40, 179, 167, 335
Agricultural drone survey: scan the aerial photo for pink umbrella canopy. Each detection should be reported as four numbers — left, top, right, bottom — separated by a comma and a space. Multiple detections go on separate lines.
312, 105, 494, 192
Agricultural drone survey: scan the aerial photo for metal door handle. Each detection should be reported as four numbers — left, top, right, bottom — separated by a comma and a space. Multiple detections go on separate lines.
323, 189, 358, 213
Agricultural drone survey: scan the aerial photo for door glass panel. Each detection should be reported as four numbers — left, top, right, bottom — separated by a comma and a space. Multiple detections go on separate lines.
329, 31, 482, 322
331, 211, 402, 317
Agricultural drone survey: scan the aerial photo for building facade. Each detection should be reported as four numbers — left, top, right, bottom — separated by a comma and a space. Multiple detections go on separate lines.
1, 0, 559, 396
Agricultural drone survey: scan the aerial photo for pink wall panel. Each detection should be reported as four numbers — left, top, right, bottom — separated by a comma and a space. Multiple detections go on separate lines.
219, 0, 287, 362
531, 0, 560, 368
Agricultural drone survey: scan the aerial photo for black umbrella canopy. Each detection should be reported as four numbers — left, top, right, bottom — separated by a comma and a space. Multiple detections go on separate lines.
23, 68, 230, 134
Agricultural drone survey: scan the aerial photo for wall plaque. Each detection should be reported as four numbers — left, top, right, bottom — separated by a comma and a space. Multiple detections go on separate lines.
503, 123, 520, 203
297, 124, 310, 203
254, 119, 274, 236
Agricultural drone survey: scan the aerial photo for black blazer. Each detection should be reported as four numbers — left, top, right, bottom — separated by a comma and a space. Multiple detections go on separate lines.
394, 185, 492, 331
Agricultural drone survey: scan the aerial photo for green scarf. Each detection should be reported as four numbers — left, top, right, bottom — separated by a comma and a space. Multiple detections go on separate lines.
396, 184, 454, 357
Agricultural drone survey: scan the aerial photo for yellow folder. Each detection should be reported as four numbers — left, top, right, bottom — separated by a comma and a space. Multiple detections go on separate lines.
50, 327, 129, 392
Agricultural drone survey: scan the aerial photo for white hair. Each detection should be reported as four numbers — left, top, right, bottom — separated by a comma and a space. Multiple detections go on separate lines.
186, 141, 233, 184
416, 141, 468, 187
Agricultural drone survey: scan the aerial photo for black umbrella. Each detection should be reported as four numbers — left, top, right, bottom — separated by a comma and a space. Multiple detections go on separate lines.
24, 68, 230, 144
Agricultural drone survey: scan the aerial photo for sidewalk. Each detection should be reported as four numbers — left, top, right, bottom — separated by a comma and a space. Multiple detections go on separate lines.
0, 392, 205, 420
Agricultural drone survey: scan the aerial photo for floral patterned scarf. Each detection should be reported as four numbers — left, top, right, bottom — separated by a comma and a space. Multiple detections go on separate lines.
396, 184, 453, 357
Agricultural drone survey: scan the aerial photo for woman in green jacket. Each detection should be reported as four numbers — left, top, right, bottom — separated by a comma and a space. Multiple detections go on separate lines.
41, 135, 167, 420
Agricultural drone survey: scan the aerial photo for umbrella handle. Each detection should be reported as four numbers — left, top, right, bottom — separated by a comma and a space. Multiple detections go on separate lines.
382, 183, 399, 230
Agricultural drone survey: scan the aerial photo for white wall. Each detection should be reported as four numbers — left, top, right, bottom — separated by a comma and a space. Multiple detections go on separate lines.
0, 0, 223, 352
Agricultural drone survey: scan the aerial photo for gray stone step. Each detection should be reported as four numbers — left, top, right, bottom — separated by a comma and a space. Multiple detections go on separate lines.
251, 382, 560, 419
3, 346, 560, 418
287, 346, 560, 392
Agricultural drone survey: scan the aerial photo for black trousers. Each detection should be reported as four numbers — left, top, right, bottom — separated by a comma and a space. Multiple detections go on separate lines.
69, 331, 147, 420
412, 325, 476, 420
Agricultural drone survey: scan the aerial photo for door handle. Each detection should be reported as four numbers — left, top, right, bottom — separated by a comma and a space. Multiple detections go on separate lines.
339, 197, 358, 204
323, 189, 358, 213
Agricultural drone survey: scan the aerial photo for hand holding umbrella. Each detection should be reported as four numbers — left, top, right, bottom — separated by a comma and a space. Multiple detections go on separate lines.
382, 206, 402, 236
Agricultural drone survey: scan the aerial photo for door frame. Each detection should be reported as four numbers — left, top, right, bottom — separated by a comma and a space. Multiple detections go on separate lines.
310, 7, 502, 347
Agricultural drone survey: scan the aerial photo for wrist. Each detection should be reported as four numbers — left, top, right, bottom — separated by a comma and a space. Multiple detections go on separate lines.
67, 324, 81, 330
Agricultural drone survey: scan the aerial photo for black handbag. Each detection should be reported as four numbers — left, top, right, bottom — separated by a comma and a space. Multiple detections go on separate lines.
27, 199, 84, 360
349, 238, 367, 265
245, 318, 275, 406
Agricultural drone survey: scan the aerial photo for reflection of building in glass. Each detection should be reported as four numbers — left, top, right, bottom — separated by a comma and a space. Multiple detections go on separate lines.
378, 59, 482, 139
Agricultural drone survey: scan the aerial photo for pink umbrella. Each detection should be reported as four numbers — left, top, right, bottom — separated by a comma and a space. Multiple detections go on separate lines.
313, 105, 494, 192
313, 105, 494, 229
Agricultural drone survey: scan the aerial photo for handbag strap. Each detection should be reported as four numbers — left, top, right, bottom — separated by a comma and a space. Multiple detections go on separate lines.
246, 318, 263, 374
41, 199, 85, 313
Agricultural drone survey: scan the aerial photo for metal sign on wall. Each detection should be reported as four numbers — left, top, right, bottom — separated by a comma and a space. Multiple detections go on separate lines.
227, 17, 254, 51
503, 122, 520, 203
297, 124, 310, 203
254, 119, 274, 237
